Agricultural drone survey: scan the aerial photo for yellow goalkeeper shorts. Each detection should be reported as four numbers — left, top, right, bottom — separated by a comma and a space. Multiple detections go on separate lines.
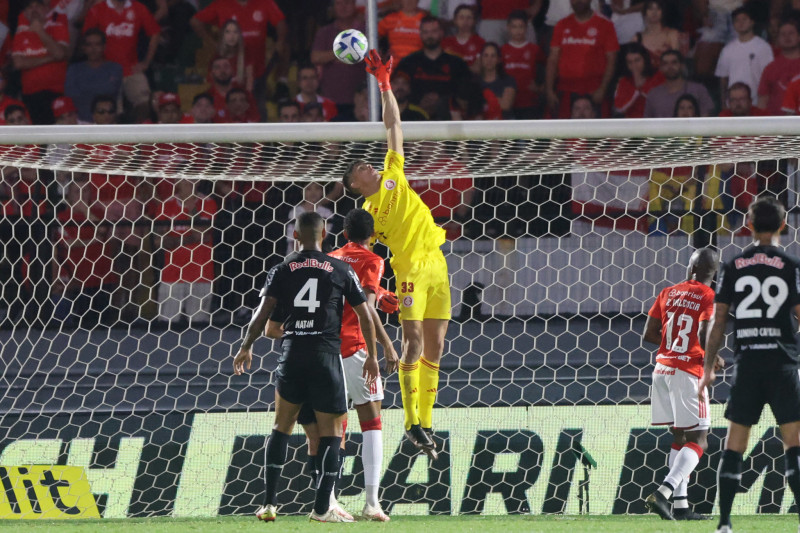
393, 251, 451, 322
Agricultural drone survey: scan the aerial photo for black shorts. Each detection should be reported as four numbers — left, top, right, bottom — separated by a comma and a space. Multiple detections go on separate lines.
297, 403, 316, 425
275, 346, 347, 416
725, 364, 800, 426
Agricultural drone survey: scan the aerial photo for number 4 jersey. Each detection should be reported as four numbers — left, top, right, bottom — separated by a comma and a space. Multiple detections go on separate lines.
716, 244, 800, 365
261, 249, 367, 354
649, 279, 715, 377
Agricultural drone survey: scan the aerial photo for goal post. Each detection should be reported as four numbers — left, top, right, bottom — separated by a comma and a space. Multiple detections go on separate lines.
0, 118, 798, 519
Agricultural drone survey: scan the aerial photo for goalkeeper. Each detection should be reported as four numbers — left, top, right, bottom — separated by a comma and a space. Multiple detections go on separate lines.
342, 50, 450, 457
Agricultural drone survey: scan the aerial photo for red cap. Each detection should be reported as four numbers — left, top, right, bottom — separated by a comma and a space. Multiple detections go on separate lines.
158, 92, 181, 109
52, 96, 77, 118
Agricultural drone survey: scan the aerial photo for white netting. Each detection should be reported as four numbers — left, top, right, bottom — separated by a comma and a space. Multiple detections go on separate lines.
0, 120, 797, 518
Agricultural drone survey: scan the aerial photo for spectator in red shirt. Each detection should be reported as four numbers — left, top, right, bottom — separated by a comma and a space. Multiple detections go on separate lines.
52, 95, 78, 124
191, 0, 287, 118
12, 0, 69, 125
442, 4, 485, 70
154, 178, 216, 326
51, 178, 116, 328
613, 42, 664, 118
219, 87, 258, 123
311, 0, 366, 119
719, 82, 767, 117
83, 0, 161, 123
545, 0, 619, 118
207, 55, 259, 122
191, 92, 216, 123
295, 64, 338, 121
0, 72, 30, 125
378, 0, 425, 60
758, 19, 800, 115
502, 9, 545, 118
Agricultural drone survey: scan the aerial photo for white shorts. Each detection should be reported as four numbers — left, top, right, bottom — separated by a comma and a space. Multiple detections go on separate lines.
341, 348, 384, 406
651, 362, 711, 430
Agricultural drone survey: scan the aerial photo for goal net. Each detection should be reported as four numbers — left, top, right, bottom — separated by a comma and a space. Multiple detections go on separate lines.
0, 118, 797, 519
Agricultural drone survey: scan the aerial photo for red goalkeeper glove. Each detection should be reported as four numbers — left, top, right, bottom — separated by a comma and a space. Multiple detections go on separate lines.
376, 288, 399, 314
365, 49, 393, 93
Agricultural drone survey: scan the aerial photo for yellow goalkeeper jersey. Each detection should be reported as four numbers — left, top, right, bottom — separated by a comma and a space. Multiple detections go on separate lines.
363, 150, 446, 269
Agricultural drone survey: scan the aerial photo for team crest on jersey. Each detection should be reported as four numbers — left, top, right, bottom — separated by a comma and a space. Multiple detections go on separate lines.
587, 27, 597, 37
384, 179, 396, 190
253, 10, 263, 22
126, 10, 135, 21
403, 296, 413, 307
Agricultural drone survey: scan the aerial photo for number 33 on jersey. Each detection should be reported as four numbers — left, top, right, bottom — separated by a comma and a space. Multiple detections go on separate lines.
648, 280, 716, 378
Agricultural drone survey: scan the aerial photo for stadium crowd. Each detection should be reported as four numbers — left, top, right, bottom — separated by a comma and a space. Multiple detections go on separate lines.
0, 0, 797, 328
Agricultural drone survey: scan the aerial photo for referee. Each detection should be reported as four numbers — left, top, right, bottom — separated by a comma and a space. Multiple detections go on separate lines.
701, 197, 800, 533
233, 210, 379, 523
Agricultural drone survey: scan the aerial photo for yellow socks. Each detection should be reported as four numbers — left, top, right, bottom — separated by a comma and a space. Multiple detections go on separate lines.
418, 357, 440, 429
398, 361, 420, 430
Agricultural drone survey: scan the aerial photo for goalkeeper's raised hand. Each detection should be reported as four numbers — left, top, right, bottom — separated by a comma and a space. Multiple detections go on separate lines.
365, 49, 393, 93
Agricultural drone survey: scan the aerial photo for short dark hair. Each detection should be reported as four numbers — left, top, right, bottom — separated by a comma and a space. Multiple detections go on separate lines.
296, 210, 325, 237
781, 18, 800, 33
673, 93, 700, 117
420, 15, 443, 29
23, 0, 46, 9
344, 208, 374, 243
297, 62, 316, 75
277, 99, 300, 115
4, 105, 26, 121
507, 9, 528, 24
91, 95, 116, 113
225, 87, 247, 103
728, 81, 752, 99
660, 49, 683, 64
192, 92, 214, 106
453, 4, 476, 19
341, 159, 365, 191
691, 247, 718, 282
748, 196, 785, 233
731, 5, 753, 21
83, 28, 106, 44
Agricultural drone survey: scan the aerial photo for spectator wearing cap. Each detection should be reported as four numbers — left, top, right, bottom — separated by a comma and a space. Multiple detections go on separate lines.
52, 96, 78, 125
207, 56, 258, 121
83, 0, 161, 123
0, 72, 29, 125
311, 0, 367, 117
64, 28, 123, 123
12, 0, 69, 125
715, 6, 773, 108
295, 64, 338, 121
191, 0, 287, 118
191, 93, 216, 124
391, 72, 428, 121
155, 92, 192, 124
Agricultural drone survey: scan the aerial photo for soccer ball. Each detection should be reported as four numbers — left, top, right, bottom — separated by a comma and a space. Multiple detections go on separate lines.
333, 29, 368, 65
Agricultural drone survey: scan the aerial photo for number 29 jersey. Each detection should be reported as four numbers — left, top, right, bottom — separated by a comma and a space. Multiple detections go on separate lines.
261, 250, 367, 354
716, 244, 800, 366
649, 279, 715, 377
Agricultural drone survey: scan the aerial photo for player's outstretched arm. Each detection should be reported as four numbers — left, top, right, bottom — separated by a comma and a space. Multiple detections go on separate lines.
233, 296, 277, 375
353, 301, 379, 384
699, 303, 729, 394
366, 292, 399, 373
365, 50, 403, 156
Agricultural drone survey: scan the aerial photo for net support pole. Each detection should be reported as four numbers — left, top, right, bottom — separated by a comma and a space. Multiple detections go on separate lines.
366, 0, 380, 122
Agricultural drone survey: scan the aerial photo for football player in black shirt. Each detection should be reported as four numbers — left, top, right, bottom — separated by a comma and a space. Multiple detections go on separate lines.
701, 197, 800, 533
233, 210, 379, 523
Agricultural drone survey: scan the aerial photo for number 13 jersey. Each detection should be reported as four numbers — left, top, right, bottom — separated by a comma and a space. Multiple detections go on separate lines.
649, 279, 715, 377
716, 244, 800, 366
